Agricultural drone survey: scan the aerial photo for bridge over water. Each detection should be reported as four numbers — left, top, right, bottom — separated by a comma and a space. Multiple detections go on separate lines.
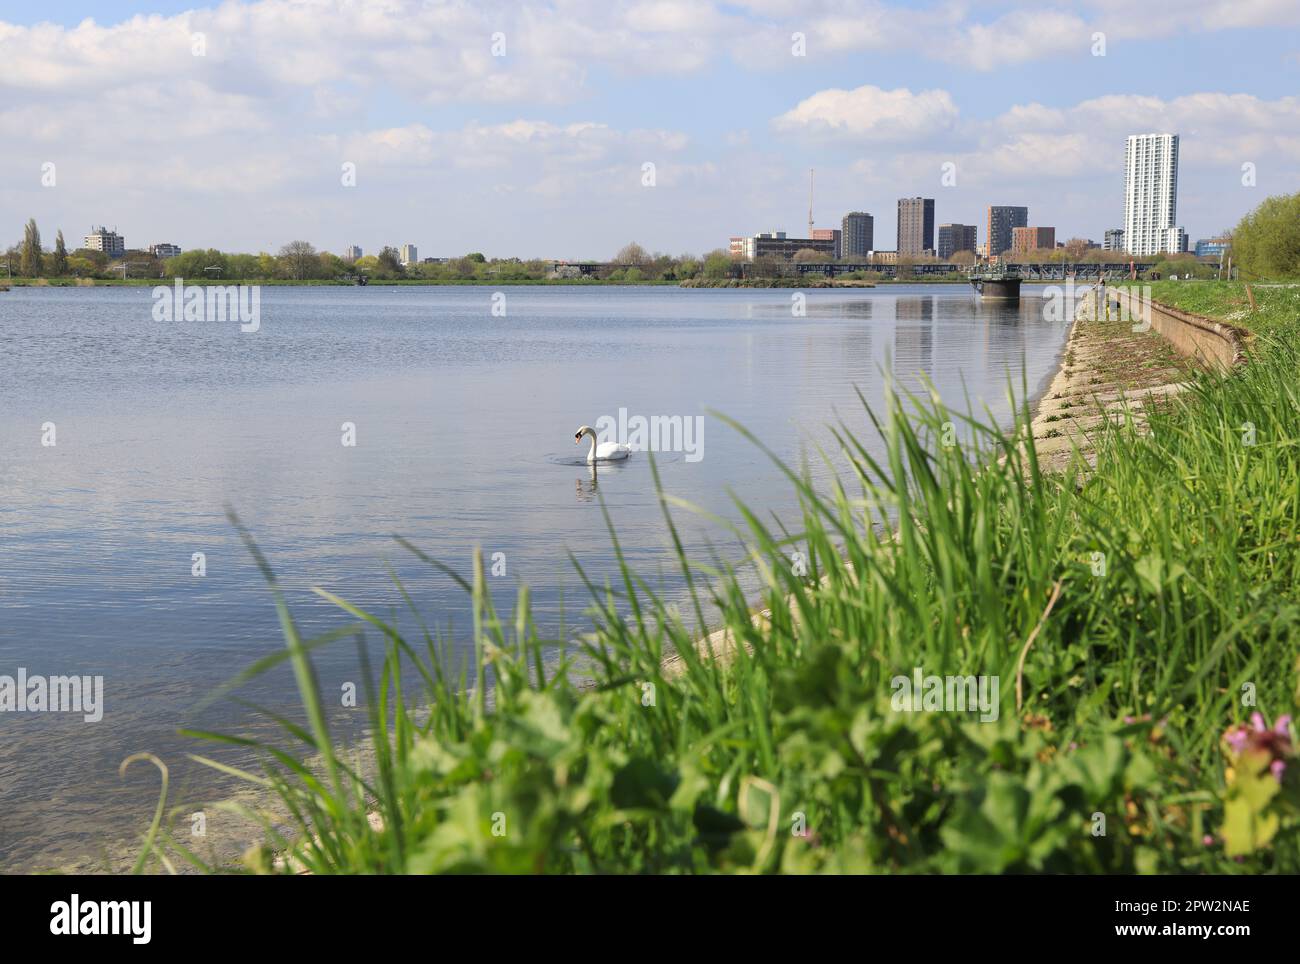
547, 260, 1157, 282
778, 261, 1156, 281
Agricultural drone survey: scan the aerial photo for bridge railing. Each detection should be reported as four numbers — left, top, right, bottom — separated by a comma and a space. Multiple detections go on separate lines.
766, 261, 1155, 280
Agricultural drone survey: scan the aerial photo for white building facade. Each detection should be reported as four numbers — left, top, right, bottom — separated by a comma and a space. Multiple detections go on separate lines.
84, 226, 126, 257
1123, 133, 1183, 256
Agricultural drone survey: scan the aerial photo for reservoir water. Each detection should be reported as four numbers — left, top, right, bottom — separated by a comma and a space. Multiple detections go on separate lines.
0, 283, 1070, 870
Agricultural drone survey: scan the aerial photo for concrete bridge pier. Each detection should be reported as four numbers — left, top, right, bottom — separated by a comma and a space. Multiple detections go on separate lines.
970, 278, 1021, 301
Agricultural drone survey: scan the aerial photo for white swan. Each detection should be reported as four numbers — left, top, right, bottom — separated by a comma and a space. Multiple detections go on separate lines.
574, 425, 631, 463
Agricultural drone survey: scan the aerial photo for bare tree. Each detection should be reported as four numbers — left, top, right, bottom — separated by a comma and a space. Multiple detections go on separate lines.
614, 242, 650, 266
278, 240, 318, 280
1064, 237, 1090, 259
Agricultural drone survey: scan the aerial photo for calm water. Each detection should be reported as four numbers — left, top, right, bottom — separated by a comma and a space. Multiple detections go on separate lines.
0, 283, 1069, 870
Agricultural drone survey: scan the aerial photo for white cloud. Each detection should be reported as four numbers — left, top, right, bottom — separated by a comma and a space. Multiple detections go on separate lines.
0, 2, 1293, 256
772, 85, 959, 141
954, 10, 1091, 70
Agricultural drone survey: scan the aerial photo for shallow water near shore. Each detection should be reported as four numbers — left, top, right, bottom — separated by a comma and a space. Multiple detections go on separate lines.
0, 283, 1070, 871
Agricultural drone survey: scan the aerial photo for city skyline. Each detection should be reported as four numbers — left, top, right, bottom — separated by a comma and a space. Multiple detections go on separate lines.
13, 131, 1215, 266
2, 1, 1297, 258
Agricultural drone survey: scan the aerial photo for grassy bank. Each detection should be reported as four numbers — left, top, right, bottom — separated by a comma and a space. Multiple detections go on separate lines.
1120, 280, 1300, 336
148, 281, 1300, 875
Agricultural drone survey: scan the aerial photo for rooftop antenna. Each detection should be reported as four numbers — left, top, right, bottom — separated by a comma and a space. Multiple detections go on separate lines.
808, 168, 815, 237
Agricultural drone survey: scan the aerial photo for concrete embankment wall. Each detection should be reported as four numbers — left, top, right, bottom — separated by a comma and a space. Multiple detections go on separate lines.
1108, 286, 1249, 371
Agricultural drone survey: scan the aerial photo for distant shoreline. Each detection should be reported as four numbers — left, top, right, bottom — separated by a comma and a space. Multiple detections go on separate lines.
3, 276, 972, 289
1, 277, 678, 288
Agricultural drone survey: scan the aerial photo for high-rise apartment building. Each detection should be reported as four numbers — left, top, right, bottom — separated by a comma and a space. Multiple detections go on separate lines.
937, 223, 977, 260
985, 206, 1028, 258
1010, 226, 1056, 255
897, 198, 935, 256
84, 226, 126, 257
345, 245, 362, 261
1123, 133, 1180, 256
841, 212, 874, 259
1103, 228, 1125, 251
400, 244, 418, 266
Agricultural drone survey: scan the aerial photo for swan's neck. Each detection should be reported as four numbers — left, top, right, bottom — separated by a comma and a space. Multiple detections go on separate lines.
586, 433, 597, 461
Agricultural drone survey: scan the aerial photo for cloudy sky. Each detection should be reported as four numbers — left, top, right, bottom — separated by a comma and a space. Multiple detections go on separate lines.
1, 0, 1296, 259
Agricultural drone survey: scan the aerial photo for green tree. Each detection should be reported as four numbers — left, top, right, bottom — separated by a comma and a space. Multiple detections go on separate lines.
72, 248, 108, 272
702, 249, 732, 279
21, 219, 43, 277
227, 253, 260, 279
52, 231, 68, 276
66, 256, 97, 277
318, 251, 347, 278
377, 246, 404, 275
1232, 192, 1300, 279
169, 248, 228, 279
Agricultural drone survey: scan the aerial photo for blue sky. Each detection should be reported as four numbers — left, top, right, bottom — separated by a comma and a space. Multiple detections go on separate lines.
1, 1, 1296, 258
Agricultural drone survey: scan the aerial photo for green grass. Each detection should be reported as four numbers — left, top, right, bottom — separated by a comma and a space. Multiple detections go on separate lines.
137, 289, 1300, 875
1120, 280, 1300, 336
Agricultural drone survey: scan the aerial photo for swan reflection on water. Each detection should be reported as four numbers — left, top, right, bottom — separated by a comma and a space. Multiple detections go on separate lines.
573, 454, 638, 501
575, 465, 599, 501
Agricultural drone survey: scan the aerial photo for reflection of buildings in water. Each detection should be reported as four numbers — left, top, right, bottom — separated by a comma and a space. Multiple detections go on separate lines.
818, 299, 874, 320
894, 295, 934, 322
894, 296, 934, 381
975, 294, 1033, 363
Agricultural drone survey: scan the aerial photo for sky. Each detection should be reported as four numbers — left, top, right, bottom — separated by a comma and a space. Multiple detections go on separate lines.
1, 0, 1297, 259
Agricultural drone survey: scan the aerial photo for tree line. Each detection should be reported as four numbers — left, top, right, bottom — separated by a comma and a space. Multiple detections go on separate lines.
7, 195, 1297, 282
2, 223, 736, 282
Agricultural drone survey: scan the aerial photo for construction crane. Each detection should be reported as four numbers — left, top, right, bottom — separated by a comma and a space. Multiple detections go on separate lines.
808, 168, 815, 237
